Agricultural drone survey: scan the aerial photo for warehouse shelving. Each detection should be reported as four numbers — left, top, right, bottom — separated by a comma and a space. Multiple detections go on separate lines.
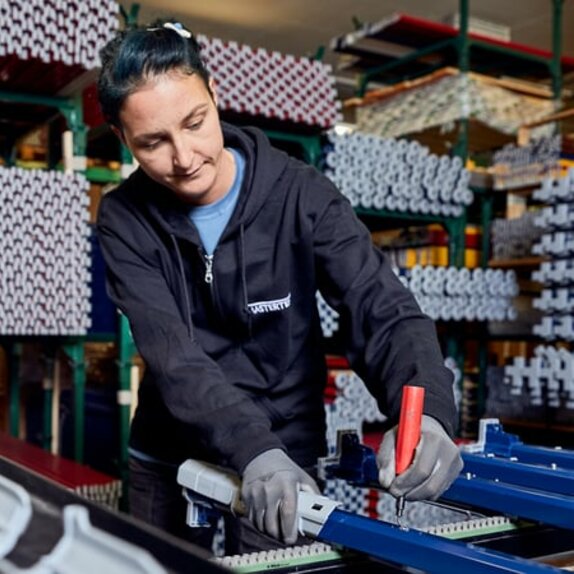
355, 208, 467, 267
332, 0, 571, 97
331, 0, 574, 274
332, 0, 567, 164
493, 103, 574, 438
0, 1, 120, 469
327, 0, 570, 436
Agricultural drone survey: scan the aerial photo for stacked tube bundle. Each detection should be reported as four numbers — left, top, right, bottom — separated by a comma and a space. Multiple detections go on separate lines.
531, 167, 574, 341
0, 0, 119, 69
325, 130, 473, 217
505, 157, 574, 407
317, 265, 517, 330
0, 167, 91, 335
504, 345, 574, 409
316, 291, 339, 338
490, 212, 543, 261
491, 135, 562, 190
397, 265, 518, 322
353, 74, 556, 141
198, 35, 341, 129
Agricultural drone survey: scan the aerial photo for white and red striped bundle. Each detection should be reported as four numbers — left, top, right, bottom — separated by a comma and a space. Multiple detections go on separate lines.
198, 35, 342, 129
0, 0, 119, 69
0, 167, 92, 335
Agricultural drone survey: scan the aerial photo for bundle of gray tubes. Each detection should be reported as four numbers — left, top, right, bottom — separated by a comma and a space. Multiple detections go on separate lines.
317, 264, 517, 334
532, 167, 574, 205
492, 135, 562, 190
505, 345, 574, 409
0, 167, 92, 335
491, 212, 543, 261
324, 130, 473, 216
396, 265, 518, 322
531, 170, 574, 341
316, 291, 339, 338
505, 157, 574, 408
0, 0, 119, 69
198, 35, 341, 129
353, 74, 555, 141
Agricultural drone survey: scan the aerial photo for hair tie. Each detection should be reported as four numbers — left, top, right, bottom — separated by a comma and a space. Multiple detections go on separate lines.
148, 22, 191, 39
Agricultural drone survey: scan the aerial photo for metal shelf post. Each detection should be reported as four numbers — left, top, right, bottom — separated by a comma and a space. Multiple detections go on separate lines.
118, 314, 137, 509
62, 341, 86, 463
7, 342, 23, 438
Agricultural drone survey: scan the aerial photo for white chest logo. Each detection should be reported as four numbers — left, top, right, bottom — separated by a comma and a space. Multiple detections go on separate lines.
247, 293, 291, 315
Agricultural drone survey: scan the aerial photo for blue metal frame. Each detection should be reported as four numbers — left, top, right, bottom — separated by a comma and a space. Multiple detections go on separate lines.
460, 453, 574, 496
443, 474, 574, 530
480, 420, 574, 470
321, 423, 574, 531
320, 508, 562, 574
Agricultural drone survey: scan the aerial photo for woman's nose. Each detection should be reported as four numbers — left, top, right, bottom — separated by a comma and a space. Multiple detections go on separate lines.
172, 139, 193, 171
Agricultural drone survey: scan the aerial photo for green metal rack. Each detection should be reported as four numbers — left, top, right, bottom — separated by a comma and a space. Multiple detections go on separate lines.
335, 0, 567, 430
0, 59, 91, 463
0, 337, 87, 463
348, 0, 567, 164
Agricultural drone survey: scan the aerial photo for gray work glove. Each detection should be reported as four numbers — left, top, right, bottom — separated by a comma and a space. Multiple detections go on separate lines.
377, 414, 463, 501
241, 449, 320, 544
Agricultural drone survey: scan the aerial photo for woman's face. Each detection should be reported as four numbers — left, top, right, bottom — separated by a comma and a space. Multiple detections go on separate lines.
116, 70, 234, 206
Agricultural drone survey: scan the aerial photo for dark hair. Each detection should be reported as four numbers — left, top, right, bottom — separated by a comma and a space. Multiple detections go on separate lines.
97, 20, 211, 128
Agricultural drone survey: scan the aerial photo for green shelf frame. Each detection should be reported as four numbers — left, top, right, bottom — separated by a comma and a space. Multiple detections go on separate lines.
1, 67, 90, 462
1, 337, 87, 463
350, 0, 565, 430
355, 0, 565, 161
355, 208, 467, 268
264, 129, 323, 167
85, 166, 122, 184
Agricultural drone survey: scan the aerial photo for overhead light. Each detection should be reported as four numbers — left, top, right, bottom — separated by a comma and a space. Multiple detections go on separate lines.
333, 122, 356, 135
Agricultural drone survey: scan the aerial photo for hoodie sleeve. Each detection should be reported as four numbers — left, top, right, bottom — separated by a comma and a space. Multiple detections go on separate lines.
97, 192, 285, 472
310, 176, 457, 437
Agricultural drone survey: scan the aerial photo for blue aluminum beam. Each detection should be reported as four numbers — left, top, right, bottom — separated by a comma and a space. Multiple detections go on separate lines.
461, 453, 574, 496
323, 428, 574, 530
481, 421, 574, 470
443, 474, 574, 530
488, 443, 574, 470
319, 508, 562, 574
178, 458, 565, 574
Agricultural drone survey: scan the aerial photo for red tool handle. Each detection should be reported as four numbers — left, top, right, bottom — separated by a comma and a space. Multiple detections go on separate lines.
395, 385, 425, 475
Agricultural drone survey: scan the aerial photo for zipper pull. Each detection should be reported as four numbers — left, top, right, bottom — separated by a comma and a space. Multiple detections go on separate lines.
204, 254, 214, 284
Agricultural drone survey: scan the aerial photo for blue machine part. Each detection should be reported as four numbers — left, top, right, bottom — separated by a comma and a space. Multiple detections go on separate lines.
480, 420, 574, 470
443, 474, 574, 530
178, 459, 565, 574
318, 508, 563, 574
323, 431, 380, 484
460, 454, 574, 496
321, 423, 574, 531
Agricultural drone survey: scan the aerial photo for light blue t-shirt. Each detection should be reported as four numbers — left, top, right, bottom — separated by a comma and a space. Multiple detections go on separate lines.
189, 147, 245, 255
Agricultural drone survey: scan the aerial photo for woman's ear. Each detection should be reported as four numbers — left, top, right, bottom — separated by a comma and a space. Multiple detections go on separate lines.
209, 77, 218, 106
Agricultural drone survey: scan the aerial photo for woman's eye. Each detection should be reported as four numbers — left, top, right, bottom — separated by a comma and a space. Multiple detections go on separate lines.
187, 119, 204, 130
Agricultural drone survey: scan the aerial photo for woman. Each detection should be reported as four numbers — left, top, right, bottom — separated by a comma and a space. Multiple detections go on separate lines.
96, 20, 462, 554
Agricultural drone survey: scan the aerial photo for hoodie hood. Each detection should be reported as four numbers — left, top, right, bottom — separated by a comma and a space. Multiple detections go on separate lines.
222, 122, 291, 229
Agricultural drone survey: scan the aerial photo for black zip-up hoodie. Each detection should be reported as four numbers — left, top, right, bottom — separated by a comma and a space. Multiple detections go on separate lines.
97, 122, 457, 474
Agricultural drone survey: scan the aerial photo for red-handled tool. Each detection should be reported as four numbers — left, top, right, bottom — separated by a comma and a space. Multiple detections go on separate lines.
395, 385, 425, 520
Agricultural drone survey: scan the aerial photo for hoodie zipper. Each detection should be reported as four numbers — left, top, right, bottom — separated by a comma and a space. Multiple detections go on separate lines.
204, 253, 214, 284
201, 250, 225, 323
